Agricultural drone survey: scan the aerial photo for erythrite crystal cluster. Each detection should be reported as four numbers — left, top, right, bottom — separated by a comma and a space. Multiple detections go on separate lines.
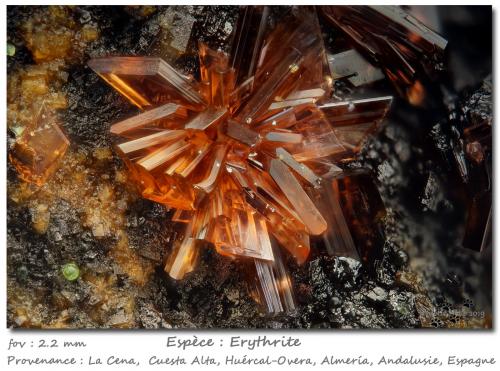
85, 6, 449, 313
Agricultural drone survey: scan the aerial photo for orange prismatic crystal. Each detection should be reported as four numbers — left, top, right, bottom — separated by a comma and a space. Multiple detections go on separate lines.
9, 104, 70, 186
89, 7, 393, 313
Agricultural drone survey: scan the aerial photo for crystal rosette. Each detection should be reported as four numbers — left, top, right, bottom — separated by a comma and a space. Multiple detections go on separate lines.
89, 7, 393, 313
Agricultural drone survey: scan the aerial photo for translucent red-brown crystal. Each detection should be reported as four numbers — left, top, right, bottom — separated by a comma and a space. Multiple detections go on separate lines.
9, 104, 70, 186
89, 6, 393, 313
321, 6, 447, 102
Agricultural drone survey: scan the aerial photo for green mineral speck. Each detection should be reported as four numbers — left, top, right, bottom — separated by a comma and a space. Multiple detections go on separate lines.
7, 42, 16, 57
10, 125, 25, 138
62, 263, 80, 281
